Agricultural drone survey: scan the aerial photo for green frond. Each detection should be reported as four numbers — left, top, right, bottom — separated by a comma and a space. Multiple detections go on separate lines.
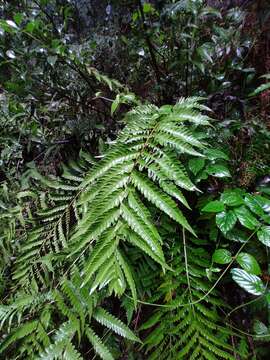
82, 230, 118, 286
12, 151, 93, 287
158, 123, 205, 148
5, 98, 218, 360
116, 249, 137, 305
155, 132, 204, 157
121, 203, 164, 260
63, 342, 84, 360
0, 320, 38, 354
153, 150, 198, 191
85, 326, 114, 360
125, 229, 167, 266
140, 240, 235, 360
131, 171, 195, 235
93, 307, 140, 342
38, 341, 66, 360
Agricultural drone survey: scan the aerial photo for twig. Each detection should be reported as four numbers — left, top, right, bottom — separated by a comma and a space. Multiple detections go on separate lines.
137, 0, 161, 85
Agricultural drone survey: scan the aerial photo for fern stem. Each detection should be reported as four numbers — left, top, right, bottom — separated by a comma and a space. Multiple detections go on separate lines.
182, 228, 193, 309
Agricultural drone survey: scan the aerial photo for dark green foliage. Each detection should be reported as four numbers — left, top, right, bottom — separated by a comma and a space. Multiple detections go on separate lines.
140, 240, 237, 360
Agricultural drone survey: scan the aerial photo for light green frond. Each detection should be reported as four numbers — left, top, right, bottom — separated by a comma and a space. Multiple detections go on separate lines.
125, 229, 167, 266
93, 307, 140, 342
85, 327, 114, 360
156, 132, 204, 157
0, 320, 38, 354
116, 249, 137, 305
131, 171, 195, 235
158, 123, 205, 148
63, 342, 84, 360
121, 203, 164, 260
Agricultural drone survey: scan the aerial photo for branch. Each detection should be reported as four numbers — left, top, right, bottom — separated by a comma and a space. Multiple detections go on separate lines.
137, 0, 161, 84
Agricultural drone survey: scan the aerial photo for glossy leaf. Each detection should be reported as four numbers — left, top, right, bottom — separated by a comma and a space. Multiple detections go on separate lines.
234, 206, 259, 230
204, 149, 229, 160
231, 268, 265, 296
206, 164, 231, 178
212, 249, 232, 264
188, 158, 205, 175
257, 226, 270, 247
236, 252, 261, 275
216, 210, 237, 233
244, 194, 264, 217
201, 200, 225, 213
225, 229, 247, 243
221, 190, 244, 207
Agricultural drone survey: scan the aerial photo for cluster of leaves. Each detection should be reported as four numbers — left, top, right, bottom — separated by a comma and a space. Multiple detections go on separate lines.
0, 97, 232, 359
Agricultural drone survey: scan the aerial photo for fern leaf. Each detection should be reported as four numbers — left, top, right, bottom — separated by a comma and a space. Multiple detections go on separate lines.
116, 249, 137, 305
0, 320, 38, 354
93, 308, 141, 342
85, 326, 114, 360
63, 342, 84, 360
131, 171, 195, 235
121, 203, 164, 261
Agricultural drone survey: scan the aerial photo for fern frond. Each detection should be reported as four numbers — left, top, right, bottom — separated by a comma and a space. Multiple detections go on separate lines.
93, 307, 140, 342
12, 153, 93, 287
85, 326, 114, 360
65, 99, 209, 297
140, 240, 237, 360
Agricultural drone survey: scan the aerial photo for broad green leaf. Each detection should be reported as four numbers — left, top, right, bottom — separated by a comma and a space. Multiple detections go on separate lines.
216, 210, 237, 233
254, 195, 270, 213
212, 249, 232, 264
202, 200, 225, 213
221, 189, 244, 207
231, 268, 265, 296
13, 13, 23, 25
204, 149, 229, 160
206, 164, 231, 178
257, 226, 270, 247
143, 3, 154, 13
236, 253, 261, 275
244, 194, 264, 217
188, 158, 205, 175
234, 206, 259, 230
225, 229, 247, 243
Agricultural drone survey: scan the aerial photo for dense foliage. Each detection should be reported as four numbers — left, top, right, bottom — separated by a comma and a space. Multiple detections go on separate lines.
1, 0, 270, 359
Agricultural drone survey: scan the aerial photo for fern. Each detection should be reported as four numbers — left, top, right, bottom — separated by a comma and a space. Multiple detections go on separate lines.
0, 268, 139, 359
139, 238, 240, 360
68, 98, 209, 298
13, 98, 209, 294
12, 150, 95, 287
2, 98, 218, 359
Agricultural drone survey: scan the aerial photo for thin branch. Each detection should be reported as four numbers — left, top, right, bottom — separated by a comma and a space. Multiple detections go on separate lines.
137, 0, 161, 84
